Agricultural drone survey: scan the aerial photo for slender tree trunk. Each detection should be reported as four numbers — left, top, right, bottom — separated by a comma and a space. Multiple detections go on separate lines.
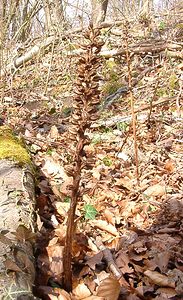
91, 0, 109, 26
42, 0, 64, 34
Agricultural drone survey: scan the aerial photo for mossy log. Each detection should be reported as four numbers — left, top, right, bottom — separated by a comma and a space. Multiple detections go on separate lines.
0, 126, 37, 299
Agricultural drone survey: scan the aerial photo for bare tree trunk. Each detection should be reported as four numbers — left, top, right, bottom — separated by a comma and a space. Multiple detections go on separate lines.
19, 0, 30, 41
42, 0, 64, 34
140, 0, 153, 14
91, 0, 109, 26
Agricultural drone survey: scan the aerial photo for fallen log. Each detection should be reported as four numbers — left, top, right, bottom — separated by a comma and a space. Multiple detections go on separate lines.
0, 126, 38, 299
1, 23, 182, 78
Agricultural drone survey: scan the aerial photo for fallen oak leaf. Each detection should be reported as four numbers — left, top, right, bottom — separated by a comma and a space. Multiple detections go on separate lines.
144, 270, 175, 288
89, 220, 119, 236
39, 286, 71, 300
4, 259, 23, 272
143, 184, 166, 197
86, 252, 103, 270
49, 290, 71, 300
82, 296, 105, 300
103, 209, 115, 226
96, 276, 121, 300
73, 282, 91, 299
0, 233, 13, 246
156, 287, 177, 297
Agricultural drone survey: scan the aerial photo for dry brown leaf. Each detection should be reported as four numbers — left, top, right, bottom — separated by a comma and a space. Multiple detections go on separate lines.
164, 160, 176, 173
104, 209, 115, 225
84, 144, 96, 155
87, 237, 99, 253
116, 252, 133, 274
82, 296, 105, 300
156, 287, 177, 297
86, 252, 103, 270
42, 157, 72, 182
145, 251, 170, 273
144, 270, 175, 288
15, 225, 36, 243
46, 245, 64, 278
115, 177, 133, 190
49, 125, 59, 140
92, 167, 101, 180
73, 282, 91, 299
25, 128, 33, 138
96, 270, 109, 284
14, 248, 35, 276
55, 201, 70, 217
4, 259, 22, 272
0, 233, 13, 246
48, 237, 59, 246
96, 277, 121, 300
90, 220, 119, 236
143, 184, 166, 197
40, 287, 71, 300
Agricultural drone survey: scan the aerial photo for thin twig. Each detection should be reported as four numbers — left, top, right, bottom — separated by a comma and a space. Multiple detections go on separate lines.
44, 39, 56, 95
124, 22, 139, 185
147, 79, 160, 126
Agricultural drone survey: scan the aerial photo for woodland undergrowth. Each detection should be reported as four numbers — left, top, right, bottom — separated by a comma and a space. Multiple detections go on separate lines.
0, 15, 183, 300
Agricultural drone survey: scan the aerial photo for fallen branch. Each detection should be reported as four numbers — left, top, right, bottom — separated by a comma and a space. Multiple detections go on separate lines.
92, 95, 182, 128
95, 239, 122, 280
1, 26, 182, 78
101, 65, 159, 109
0, 36, 57, 77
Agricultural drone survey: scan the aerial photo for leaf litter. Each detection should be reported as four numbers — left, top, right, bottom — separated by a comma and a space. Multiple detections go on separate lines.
1, 29, 183, 300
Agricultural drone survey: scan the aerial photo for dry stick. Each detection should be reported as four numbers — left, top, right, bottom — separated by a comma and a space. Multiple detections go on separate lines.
147, 79, 160, 126
95, 239, 146, 300
176, 74, 183, 116
44, 38, 55, 95
124, 24, 139, 185
96, 239, 122, 280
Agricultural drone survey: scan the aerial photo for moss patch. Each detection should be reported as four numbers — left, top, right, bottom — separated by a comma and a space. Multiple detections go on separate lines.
0, 126, 31, 166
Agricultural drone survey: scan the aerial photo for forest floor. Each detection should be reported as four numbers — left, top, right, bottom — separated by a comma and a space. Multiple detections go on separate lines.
0, 27, 183, 300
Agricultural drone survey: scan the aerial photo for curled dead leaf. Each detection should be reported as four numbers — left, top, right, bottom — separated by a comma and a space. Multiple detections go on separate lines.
104, 209, 115, 226
90, 220, 119, 236
73, 282, 91, 299
82, 297, 105, 300
0, 233, 13, 246
156, 287, 177, 297
49, 125, 59, 140
144, 270, 175, 288
4, 259, 23, 272
40, 286, 71, 300
96, 277, 121, 300
144, 184, 166, 197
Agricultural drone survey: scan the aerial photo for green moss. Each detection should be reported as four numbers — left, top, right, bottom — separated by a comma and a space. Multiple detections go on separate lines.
0, 126, 31, 166
106, 60, 117, 70
156, 87, 168, 97
158, 21, 166, 31
102, 156, 112, 167
175, 23, 183, 29
102, 60, 121, 95
102, 80, 121, 95
169, 73, 178, 90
